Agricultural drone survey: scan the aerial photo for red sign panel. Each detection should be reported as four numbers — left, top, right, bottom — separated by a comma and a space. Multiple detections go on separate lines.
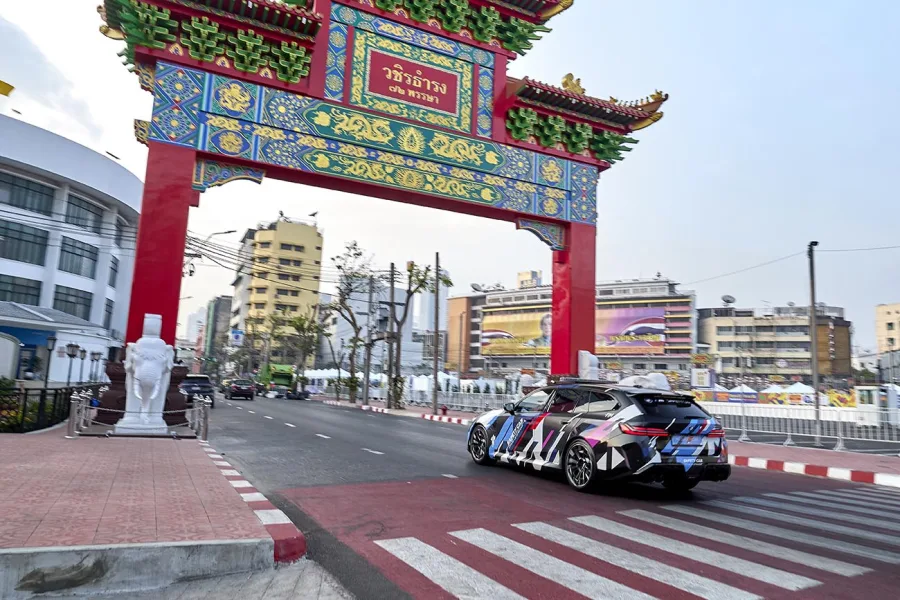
368, 50, 459, 115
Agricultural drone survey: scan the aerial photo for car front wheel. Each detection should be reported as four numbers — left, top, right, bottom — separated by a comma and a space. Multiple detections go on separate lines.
469, 425, 494, 465
565, 439, 598, 492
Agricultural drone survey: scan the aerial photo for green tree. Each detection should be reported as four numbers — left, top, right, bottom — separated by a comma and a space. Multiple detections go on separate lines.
330, 242, 376, 403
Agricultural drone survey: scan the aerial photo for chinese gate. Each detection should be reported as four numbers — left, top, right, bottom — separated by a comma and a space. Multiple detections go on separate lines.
99, 0, 666, 375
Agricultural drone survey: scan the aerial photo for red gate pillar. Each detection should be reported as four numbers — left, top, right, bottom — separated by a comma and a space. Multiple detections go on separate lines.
551, 222, 597, 376
126, 142, 198, 345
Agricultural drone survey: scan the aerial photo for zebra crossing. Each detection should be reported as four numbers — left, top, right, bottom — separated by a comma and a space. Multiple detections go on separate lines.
373, 485, 900, 599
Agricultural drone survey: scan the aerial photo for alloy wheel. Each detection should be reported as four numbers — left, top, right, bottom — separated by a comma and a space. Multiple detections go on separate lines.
566, 442, 593, 489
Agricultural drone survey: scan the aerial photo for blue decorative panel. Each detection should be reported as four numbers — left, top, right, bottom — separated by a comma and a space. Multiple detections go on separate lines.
517, 218, 565, 250
332, 4, 495, 68
325, 22, 350, 101
192, 160, 265, 191
150, 62, 600, 227
476, 67, 493, 138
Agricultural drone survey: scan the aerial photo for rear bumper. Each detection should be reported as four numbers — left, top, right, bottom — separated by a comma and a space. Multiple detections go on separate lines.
229, 391, 254, 398
630, 462, 731, 483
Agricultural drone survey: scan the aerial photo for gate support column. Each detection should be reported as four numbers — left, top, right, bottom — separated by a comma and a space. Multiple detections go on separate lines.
126, 142, 198, 345
551, 223, 596, 376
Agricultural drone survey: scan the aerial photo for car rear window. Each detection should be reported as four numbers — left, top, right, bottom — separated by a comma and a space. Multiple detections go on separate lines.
185, 376, 211, 383
632, 395, 710, 419
233, 380, 252, 385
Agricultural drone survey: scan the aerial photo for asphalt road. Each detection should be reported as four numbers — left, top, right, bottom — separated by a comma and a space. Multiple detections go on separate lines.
208, 396, 900, 600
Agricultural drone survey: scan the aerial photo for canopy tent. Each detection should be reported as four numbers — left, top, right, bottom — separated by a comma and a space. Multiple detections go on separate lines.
714, 384, 729, 391
785, 382, 815, 394
760, 384, 786, 394
729, 384, 757, 394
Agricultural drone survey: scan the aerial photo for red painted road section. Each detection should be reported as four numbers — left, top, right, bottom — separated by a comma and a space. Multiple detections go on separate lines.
280, 467, 900, 599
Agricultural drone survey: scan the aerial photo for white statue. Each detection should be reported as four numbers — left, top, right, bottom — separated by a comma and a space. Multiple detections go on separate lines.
115, 314, 174, 435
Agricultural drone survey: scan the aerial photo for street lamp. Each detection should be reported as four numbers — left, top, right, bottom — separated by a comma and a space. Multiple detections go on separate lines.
44, 335, 57, 389
78, 348, 87, 384
204, 230, 236, 242
808, 240, 821, 446
65, 343, 80, 387
90, 351, 101, 382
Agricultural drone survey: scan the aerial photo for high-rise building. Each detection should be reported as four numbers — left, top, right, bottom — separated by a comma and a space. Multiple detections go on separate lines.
517, 270, 543, 289
230, 219, 324, 366
875, 303, 900, 355
202, 295, 232, 358
185, 308, 206, 343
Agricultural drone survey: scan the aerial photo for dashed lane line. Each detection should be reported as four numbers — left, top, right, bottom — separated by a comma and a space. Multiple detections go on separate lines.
285, 423, 296, 427
442, 474, 458, 479
316, 434, 331, 439
362, 448, 384, 455
264, 416, 273, 420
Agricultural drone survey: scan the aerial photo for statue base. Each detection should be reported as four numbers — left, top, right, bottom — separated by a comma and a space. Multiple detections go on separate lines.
114, 417, 169, 436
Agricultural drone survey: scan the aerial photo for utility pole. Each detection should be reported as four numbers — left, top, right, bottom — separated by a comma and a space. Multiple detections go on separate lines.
387, 263, 396, 409
808, 240, 821, 446
432, 252, 440, 416
458, 311, 464, 381
363, 276, 374, 406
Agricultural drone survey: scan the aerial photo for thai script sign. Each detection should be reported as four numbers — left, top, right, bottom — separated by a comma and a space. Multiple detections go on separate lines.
368, 51, 459, 114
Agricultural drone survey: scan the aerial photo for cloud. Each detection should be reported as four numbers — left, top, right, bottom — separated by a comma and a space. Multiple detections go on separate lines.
0, 17, 102, 139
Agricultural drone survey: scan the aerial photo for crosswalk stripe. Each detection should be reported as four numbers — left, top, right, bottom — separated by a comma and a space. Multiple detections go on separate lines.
571, 515, 819, 591
775, 491, 900, 516
704, 500, 900, 547
450, 528, 655, 600
733, 496, 900, 532
816, 488, 900, 507
620, 509, 868, 577
515, 521, 761, 600
375, 537, 525, 600
862, 485, 900, 496
662, 504, 900, 564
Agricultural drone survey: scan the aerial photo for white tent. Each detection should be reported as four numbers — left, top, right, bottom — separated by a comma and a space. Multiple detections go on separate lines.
760, 384, 786, 394
714, 384, 729, 391
785, 382, 815, 394
729, 384, 757, 394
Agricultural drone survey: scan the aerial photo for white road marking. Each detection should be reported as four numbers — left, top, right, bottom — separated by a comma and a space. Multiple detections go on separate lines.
213, 461, 231, 467
264, 415, 273, 420
450, 528, 654, 600
226, 403, 232, 406
236, 406, 244, 410
285, 423, 295, 427
854, 486, 900, 499
362, 448, 384, 455
207, 454, 223, 459
375, 537, 525, 600
571, 515, 820, 590
662, 504, 900, 564
255, 509, 292, 525
316, 434, 331, 439
814, 488, 900, 507
516, 521, 760, 600
733, 496, 900, 532
220, 469, 242, 477
248, 410, 256, 414
441, 474, 458, 479
241, 492, 267, 502
228, 480, 253, 489
703, 500, 900, 546
620, 509, 868, 576
770, 491, 900, 516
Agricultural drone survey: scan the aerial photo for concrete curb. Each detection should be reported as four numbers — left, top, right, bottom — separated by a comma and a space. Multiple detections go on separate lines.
420, 413, 471, 425
199, 441, 306, 562
728, 454, 900, 488
318, 398, 473, 424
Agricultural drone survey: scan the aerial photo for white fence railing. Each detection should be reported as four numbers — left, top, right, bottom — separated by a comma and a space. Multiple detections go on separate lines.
700, 402, 900, 445
324, 388, 516, 413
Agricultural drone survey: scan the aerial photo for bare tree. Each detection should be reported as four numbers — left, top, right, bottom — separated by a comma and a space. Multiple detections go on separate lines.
290, 307, 326, 391
329, 242, 376, 403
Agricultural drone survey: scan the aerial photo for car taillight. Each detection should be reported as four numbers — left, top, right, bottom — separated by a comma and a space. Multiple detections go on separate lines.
620, 423, 669, 437
708, 424, 726, 438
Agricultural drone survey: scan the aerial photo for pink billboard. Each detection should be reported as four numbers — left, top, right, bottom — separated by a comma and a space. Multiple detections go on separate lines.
595, 307, 666, 355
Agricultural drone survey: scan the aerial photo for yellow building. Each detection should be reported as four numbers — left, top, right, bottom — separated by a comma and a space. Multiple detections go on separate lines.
876, 303, 900, 354
231, 220, 323, 354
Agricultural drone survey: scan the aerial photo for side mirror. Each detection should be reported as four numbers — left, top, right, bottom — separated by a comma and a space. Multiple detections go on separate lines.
503, 402, 516, 414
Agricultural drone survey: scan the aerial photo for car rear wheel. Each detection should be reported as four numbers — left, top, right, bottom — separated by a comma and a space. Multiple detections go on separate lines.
565, 439, 598, 492
469, 425, 493, 465
663, 478, 699, 492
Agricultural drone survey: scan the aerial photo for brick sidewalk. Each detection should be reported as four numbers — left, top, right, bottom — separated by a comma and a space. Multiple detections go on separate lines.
0, 435, 269, 548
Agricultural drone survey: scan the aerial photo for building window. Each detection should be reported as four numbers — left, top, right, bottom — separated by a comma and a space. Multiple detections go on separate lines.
889, 323, 895, 331
254, 303, 265, 309
654, 364, 668, 370
279, 258, 291, 265
258, 242, 271, 249
278, 274, 290, 280
54, 285, 93, 320
292, 259, 301, 266
280, 243, 292, 250
108, 256, 119, 288
314, 260, 321, 265
0, 219, 48, 265
104, 299, 114, 329
716, 326, 733, 335
256, 256, 269, 263
313, 275, 319, 280
295, 245, 305, 252
291, 275, 301, 281
633, 363, 646, 370
58, 237, 98, 279
0, 172, 54, 215
290, 290, 299, 297
65, 195, 103, 234
276, 288, 289, 296
678, 364, 687, 370
0, 275, 41, 305
254, 271, 268, 279
255, 287, 266, 293
275, 304, 287, 311
315, 246, 322, 250
114, 220, 124, 247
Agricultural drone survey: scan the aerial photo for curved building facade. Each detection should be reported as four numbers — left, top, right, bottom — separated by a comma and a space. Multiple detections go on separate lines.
0, 115, 141, 380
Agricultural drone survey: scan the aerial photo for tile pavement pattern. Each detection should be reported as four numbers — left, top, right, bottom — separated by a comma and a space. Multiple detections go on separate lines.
0, 435, 301, 561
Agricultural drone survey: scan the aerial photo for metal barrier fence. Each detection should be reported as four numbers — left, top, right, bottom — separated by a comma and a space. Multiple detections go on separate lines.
701, 402, 900, 450
64, 390, 210, 440
325, 389, 517, 413
0, 385, 102, 433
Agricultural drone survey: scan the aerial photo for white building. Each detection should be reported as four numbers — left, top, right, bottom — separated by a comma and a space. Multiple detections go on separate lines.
0, 115, 141, 381
185, 308, 206, 344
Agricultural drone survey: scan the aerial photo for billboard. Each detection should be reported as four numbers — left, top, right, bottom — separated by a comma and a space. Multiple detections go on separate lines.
481, 307, 668, 356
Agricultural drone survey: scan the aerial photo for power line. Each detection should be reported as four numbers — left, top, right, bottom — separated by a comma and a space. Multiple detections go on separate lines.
820, 244, 900, 253
684, 252, 804, 286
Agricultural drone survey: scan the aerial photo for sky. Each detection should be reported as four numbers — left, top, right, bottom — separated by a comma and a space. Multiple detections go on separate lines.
2, 0, 898, 350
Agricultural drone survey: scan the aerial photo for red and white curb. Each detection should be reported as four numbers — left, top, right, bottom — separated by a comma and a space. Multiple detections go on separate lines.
728, 454, 900, 488
199, 441, 305, 562
361, 405, 390, 414
420, 413, 471, 425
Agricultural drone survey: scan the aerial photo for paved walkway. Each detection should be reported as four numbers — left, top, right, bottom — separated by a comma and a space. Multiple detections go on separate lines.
0, 434, 268, 548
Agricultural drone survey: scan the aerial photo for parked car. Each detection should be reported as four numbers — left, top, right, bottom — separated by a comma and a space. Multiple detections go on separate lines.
466, 380, 730, 492
180, 374, 216, 408
225, 379, 255, 400
286, 389, 310, 400
266, 385, 289, 399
